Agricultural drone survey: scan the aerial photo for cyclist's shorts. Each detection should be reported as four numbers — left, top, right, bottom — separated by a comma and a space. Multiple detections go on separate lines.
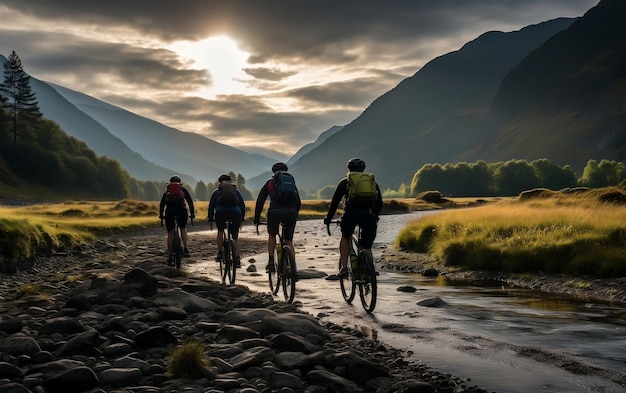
267, 207, 298, 240
165, 206, 188, 232
215, 209, 241, 239
341, 210, 377, 248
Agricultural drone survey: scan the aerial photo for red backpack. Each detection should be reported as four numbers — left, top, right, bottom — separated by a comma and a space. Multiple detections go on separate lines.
166, 182, 185, 204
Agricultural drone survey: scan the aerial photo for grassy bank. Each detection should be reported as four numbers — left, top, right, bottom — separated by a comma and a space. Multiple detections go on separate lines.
1, 198, 435, 259
397, 187, 626, 278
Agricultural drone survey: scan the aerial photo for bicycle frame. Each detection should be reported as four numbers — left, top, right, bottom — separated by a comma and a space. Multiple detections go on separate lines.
327, 219, 377, 313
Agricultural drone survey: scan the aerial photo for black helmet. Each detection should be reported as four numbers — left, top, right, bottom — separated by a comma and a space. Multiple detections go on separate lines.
218, 174, 231, 182
347, 158, 366, 172
169, 175, 181, 183
271, 162, 288, 173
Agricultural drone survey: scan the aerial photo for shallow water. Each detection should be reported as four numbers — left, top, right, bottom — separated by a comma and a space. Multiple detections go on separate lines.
189, 213, 626, 393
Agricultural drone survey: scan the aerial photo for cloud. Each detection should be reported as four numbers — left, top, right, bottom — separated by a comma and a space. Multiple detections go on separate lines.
0, 0, 599, 156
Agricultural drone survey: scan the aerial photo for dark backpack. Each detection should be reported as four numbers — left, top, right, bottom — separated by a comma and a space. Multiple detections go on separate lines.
217, 181, 239, 206
347, 172, 378, 206
269, 171, 298, 203
166, 182, 185, 204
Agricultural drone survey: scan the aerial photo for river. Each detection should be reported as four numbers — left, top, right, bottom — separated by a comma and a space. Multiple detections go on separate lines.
189, 212, 626, 393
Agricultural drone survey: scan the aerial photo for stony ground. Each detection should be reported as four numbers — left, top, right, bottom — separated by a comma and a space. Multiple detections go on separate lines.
0, 226, 492, 393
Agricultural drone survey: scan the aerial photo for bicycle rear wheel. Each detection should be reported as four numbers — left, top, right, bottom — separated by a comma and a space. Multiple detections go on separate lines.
222, 240, 234, 284
281, 246, 296, 303
339, 260, 356, 303
227, 238, 236, 284
357, 250, 377, 313
173, 226, 182, 269
268, 247, 280, 294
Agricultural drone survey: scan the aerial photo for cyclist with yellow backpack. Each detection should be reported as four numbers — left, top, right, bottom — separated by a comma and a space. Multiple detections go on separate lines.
323, 158, 383, 278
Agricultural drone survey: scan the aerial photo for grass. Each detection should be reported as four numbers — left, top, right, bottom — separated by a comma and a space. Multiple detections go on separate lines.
168, 340, 211, 380
0, 195, 502, 260
396, 187, 626, 278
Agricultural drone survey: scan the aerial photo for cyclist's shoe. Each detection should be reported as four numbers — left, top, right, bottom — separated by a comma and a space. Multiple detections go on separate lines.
216, 251, 223, 263
183, 247, 190, 257
338, 266, 349, 278
234, 257, 241, 269
265, 261, 276, 273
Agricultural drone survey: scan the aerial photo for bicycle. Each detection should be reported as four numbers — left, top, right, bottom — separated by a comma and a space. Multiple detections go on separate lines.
211, 220, 236, 285
256, 221, 297, 303
161, 215, 192, 269
327, 219, 377, 313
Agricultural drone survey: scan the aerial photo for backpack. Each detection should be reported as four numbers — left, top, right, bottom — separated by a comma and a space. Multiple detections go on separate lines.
269, 171, 298, 203
166, 182, 185, 204
347, 172, 378, 206
217, 181, 239, 206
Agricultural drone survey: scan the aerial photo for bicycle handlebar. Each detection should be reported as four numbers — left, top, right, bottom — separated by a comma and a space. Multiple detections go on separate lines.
326, 219, 341, 236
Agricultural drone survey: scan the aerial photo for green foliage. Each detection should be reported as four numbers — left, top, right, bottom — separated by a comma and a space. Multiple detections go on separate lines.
579, 159, 626, 188
168, 340, 211, 380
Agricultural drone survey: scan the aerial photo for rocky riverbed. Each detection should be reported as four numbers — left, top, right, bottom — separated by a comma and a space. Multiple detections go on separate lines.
0, 226, 492, 393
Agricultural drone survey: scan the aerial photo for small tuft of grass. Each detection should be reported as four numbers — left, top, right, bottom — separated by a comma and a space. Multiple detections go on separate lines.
168, 340, 212, 380
15, 283, 44, 298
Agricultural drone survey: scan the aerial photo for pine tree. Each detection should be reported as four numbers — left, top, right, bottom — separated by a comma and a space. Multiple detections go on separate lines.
0, 50, 42, 163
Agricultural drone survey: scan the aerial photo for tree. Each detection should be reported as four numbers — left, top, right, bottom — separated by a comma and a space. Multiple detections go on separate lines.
0, 51, 42, 163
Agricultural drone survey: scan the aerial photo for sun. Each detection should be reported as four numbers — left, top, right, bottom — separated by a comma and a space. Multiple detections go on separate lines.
169, 36, 250, 97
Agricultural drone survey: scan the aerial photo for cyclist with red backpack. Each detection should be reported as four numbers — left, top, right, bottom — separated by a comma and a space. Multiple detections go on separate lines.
323, 158, 383, 278
253, 162, 301, 273
207, 174, 246, 268
159, 175, 195, 265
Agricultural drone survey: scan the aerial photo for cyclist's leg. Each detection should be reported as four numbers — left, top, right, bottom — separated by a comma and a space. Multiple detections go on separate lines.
340, 211, 358, 268
227, 211, 241, 267
164, 213, 175, 261
358, 212, 378, 251
281, 209, 298, 252
215, 211, 227, 261
266, 210, 280, 271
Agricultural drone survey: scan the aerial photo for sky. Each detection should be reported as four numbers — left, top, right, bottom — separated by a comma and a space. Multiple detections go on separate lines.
0, 0, 599, 158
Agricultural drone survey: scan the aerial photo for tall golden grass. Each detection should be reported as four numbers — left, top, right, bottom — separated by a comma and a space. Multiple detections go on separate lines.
397, 188, 626, 277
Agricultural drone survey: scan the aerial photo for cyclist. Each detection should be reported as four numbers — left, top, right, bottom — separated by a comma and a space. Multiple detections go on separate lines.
253, 162, 301, 273
207, 174, 246, 268
159, 175, 195, 266
323, 158, 383, 277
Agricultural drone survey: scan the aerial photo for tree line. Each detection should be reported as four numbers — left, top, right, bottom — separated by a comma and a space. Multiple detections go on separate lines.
407, 159, 626, 197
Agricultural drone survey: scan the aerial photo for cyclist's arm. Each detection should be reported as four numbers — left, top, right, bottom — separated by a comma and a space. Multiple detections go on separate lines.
184, 188, 195, 217
237, 190, 246, 219
325, 178, 348, 221
207, 190, 218, 221
253, 181, 270, 222
158, 192, 167, 218
373, 182, 383, 217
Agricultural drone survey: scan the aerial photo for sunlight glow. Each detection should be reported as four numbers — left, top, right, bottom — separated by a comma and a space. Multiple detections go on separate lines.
169, 36, 251, 97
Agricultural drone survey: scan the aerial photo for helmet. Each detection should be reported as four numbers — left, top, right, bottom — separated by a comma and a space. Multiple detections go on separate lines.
271, 162, 288, 173
169, 175, 181, 183
347, 158, 366, 172
218, 174, 231, 182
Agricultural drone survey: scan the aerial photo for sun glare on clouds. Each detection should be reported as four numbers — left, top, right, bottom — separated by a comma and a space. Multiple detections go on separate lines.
169, 36, 252, 97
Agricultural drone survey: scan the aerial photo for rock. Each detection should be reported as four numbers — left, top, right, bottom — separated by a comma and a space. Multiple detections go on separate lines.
417, 297, 447, 307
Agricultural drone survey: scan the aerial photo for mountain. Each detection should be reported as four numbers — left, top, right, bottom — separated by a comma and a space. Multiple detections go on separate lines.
471, 0, 626, 165
287, 125, 343, 167
288, 17, 580, 190
45, 84, 271, 183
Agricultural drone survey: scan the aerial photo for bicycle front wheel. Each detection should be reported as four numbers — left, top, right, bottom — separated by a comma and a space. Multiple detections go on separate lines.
357, 250, 377, 313
173, 227, 182, 269
281, 246, 297, 303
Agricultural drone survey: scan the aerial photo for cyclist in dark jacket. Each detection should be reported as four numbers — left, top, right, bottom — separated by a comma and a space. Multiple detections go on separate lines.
207, 174, 246, 268
159, 175, 195, 265
253, 162, 301, 273
324, 158, 383, 277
